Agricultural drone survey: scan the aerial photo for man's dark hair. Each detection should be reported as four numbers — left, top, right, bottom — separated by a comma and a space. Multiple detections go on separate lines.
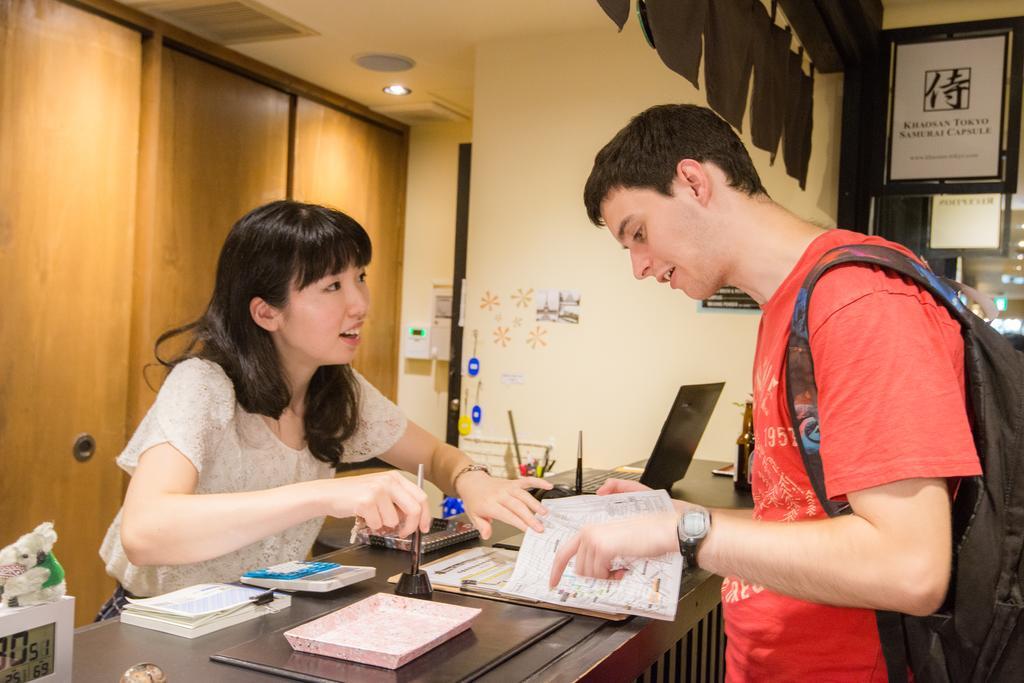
584, 104, 768, 225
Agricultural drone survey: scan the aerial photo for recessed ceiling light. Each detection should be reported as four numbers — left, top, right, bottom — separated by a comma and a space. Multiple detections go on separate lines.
383, 84, 412, 96
1017, 265, 1023, 271
1017, 254, 1024, 260
354, 53, 415, 72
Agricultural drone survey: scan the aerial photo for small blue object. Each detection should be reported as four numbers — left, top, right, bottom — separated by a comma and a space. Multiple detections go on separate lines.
243, 561, 339, 580
442, 496, 465, 518
471, 405, 482, 424
467, 357, 480, 376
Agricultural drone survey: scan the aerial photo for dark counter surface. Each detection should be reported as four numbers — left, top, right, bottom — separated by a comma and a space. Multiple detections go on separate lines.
74, 459, 751, 682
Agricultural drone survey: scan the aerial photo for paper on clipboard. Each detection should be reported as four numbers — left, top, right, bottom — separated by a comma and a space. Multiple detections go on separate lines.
502, 491, 683, 621
421, 546, 518, 591
393, 547, 626, 621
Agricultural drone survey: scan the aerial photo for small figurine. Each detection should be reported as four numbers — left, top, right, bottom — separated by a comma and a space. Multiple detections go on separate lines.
0, 522, 66, 608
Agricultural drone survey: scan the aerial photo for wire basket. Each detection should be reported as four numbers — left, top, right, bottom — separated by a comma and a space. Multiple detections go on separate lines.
457, 434, 554, 480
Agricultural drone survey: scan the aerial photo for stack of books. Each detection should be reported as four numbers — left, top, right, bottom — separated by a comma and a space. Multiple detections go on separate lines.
119, 583, 290, 638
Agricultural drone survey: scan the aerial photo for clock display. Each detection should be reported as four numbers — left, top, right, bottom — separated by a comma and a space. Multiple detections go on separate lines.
0, 623, 55, 682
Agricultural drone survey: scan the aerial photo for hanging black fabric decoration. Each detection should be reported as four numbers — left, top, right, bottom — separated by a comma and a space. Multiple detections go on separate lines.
749, 2, 791, 162
782, 51, 814, 189
645, 0, 708, 90
596, 0, 630, 31
703, 0, 756, 130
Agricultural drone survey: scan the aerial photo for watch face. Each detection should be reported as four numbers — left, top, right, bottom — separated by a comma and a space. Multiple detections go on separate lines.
681, 510, 709, 538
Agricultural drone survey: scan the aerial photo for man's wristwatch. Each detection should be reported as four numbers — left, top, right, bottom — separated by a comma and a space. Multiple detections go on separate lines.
677, 506, 711, 570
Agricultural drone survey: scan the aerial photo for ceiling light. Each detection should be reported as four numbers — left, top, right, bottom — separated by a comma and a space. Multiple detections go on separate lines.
1017, 265, 1023, 271
1017, 254, 1024, 260
383, 84, 412, 96
354, 53, 415, 72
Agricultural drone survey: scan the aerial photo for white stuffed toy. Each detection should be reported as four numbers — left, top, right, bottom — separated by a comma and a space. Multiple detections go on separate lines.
0, 522, 66, 608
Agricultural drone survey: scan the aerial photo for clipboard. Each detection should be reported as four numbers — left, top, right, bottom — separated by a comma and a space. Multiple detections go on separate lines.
386, 547, 627, 622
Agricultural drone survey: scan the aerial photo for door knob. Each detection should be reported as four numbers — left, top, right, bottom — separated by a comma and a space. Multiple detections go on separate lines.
73, 433, 96, 462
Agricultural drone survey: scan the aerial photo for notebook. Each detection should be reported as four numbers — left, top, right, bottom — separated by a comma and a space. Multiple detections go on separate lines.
578, 382, 725, 493
119, 583, 290, 639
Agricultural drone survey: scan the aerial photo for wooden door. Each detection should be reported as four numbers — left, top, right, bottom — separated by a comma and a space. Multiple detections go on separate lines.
0, 0, 141, 624
127, 47, 290, 428
292, 99, 408, 399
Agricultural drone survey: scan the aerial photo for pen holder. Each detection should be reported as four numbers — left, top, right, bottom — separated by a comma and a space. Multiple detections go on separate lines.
395, 570, 432, 599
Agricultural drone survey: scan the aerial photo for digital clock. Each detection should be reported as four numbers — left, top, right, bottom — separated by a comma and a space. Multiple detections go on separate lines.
0, 597, 73, 683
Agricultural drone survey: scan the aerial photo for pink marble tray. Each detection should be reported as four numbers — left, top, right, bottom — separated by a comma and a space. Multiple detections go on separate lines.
283, 593, 481, 669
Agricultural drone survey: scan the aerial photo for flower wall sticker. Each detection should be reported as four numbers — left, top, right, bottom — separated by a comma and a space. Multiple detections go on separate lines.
526, 326, 548, 349
511, 287, 534, 308
512, 316, 523, 328
492, 326, 511, 347
480, 291, 500, 311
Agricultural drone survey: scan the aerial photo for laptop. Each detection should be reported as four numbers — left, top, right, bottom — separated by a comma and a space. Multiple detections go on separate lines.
578, 382, 725, 493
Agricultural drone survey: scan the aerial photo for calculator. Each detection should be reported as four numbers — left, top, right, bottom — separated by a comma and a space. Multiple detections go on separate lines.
241, 561, 375, 592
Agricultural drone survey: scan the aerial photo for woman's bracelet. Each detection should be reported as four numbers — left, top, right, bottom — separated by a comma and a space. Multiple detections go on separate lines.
452, 463, 489, 493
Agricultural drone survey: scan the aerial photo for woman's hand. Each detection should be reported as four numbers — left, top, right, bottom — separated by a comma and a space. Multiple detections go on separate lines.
456, 472, 552, 539
548, 511, 679, 587
323, 471, 432, 538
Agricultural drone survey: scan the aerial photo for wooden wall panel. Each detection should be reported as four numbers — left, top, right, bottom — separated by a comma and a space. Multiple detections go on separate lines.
292, 99, 408, 399
0, 0, 141, 624
127, 48, 289, 427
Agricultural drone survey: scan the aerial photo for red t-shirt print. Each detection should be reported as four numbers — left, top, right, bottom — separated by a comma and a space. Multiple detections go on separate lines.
722, 230, 981, 682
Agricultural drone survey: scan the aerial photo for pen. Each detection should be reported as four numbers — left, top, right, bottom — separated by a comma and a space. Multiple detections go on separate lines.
411, 463, 424, 575
575, 430, 583, 495
249, 589, 276, 606
460, 580, 539, 603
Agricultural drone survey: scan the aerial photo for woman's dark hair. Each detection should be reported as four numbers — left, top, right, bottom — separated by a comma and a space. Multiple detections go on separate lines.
583, 104, 768, 226
155, 200, 372, 467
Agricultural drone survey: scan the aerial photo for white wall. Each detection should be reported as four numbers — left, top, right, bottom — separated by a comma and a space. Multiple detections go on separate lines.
396, 121, 472, 438
883, 0, 1023, 29
454, 19, 844, 473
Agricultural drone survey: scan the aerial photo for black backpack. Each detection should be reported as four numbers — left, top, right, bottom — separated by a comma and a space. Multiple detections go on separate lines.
785, 244, 1024, 682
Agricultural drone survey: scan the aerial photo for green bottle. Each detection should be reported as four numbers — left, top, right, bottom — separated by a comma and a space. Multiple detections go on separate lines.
735, 401, 754, 493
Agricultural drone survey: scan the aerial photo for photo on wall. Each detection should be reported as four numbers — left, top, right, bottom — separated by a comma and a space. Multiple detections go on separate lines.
558, 290, 581, 324
535, 289, 558, 322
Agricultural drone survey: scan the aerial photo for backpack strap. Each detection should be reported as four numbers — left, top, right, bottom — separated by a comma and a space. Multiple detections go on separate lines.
785, 243, 968, 683
785, 243, 968, 518
875, 611, 910, 683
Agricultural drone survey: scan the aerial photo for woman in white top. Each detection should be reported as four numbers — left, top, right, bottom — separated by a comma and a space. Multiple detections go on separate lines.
97, 200, 551, 615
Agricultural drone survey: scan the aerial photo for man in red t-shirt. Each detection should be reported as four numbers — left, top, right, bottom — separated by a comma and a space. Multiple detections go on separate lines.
550, 104, 980, 681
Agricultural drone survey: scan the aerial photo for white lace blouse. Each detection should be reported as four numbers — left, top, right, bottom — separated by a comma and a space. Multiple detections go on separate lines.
99, 358, 407, 597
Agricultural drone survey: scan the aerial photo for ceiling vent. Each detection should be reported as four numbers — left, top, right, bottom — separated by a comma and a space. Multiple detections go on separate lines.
370, 99, 470, 125
354, 53, 416, 73
130, 0, 317, 45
